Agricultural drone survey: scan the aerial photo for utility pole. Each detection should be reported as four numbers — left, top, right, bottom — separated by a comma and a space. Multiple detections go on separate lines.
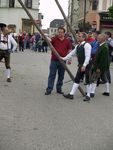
18, 0, 85, 97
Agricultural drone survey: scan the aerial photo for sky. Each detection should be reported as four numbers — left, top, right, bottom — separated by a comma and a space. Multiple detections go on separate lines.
39, 0, 68, 29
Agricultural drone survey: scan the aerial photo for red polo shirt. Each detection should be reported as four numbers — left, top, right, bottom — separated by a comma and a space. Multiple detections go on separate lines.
51, 36, 72, 60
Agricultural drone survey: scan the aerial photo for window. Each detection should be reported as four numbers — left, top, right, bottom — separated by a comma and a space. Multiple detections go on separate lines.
92, 0, 98, 10
102, 0, 107, 10
25, 0, 32, 8
9, 0, 15, 8
51, 29, 53, 33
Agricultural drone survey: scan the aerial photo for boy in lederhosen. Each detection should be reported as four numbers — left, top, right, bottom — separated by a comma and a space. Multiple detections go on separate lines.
0, 23, 17, 82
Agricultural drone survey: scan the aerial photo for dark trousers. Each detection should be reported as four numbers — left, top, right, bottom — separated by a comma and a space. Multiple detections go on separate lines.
0, 51, 11, 69
74, 64, 91, 84
46, 60, 65, 92
91, 70, 108, 84
19, 42, 24, 51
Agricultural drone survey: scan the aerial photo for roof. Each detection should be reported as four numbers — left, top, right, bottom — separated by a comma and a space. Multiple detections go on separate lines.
50, 19, 64, 28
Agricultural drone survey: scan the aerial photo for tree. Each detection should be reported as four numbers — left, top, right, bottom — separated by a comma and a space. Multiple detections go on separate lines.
108, 5, 113, 19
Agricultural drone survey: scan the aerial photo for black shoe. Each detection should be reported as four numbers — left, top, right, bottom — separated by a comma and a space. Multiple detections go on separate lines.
45, 91, 51, 95
85, 93, 95, 98
83, 96, 90, 102
6, 78, 11, 82
63, 93, 73, 100
102, 92, 110, 96
57, 90, 64, 94
90, 93, 95, 98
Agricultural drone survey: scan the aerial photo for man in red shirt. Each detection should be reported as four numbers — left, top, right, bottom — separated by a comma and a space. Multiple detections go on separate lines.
45, 27, 72, 95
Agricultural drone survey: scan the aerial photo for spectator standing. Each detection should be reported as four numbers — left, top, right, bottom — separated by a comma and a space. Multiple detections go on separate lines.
45, 27, 72, 95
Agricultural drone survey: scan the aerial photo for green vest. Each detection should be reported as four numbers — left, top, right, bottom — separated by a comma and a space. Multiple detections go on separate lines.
93, 43, 109, 72
76, 43, 86, 66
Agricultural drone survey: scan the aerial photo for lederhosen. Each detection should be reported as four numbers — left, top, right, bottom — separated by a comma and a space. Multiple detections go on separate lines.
0, 34, 11, 69
74, 43, 91, 84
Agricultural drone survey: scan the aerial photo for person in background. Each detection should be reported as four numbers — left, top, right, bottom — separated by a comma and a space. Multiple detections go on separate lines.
0, 23, 17, 82
42, 38, 48, 52
90, 34, 110, 97
45, 27, 72, 95
105, 31, 113, 84
18, 30, 24, 52
86, 31, 95, 43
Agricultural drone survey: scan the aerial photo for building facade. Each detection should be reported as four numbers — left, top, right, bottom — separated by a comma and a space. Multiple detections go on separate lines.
85, 0, 113, 32
0, 0, 41, 33
68, 0, 79, 32
69, 0, 113, 32
49, 19, 65, 36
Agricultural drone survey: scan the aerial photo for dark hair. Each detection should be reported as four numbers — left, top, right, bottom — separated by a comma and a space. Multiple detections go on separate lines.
81, 32, 87, 39
0, 23, 6, 31
105, 31, 111, 37
58, 27, 66, 33
95, 31, 100, 35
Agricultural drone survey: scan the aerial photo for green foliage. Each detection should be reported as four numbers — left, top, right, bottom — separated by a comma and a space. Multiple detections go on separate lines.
108, 5, 113, 19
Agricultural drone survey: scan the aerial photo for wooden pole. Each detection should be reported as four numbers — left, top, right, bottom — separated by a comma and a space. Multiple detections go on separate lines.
54, 0, 77, 43
18, 0, 85, 96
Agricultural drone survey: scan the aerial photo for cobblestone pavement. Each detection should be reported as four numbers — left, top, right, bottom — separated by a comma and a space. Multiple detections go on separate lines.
0, 50, 113, 150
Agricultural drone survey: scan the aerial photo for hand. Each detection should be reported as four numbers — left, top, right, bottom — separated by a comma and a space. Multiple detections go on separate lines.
81, 66, 86, 72
60, 56, 63, 60
96, 68, 100, 73
67, 60, 72, 65
8, 49, 13, 53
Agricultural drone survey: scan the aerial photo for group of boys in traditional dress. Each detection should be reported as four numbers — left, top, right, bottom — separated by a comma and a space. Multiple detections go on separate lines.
45, 27, 112, 102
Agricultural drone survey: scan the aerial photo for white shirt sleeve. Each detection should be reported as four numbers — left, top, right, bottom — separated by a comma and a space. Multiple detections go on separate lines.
9, 35, 17, 51
109, 39, 113, 47
83, 43, 91, 67
63, 45, 78, 61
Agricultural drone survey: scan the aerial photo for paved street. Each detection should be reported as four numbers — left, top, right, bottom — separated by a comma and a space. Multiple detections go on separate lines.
0, 50, 113, 150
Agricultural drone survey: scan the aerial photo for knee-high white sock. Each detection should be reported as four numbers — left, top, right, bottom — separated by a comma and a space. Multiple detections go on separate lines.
70, 83, 79, 95
105, 82, 110, 93
90, 83, 97, 94
86, 84, 91, 97
6, 69, 11, 78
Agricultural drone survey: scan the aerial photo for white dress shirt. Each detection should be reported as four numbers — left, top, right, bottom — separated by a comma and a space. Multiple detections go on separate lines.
63, 41, 91, 67
0, 34, 17, 51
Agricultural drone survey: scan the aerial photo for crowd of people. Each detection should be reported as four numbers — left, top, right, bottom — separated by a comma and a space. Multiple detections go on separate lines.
0, 23, 113, 102
17, 31, 49, 53
45, 27, 113, 102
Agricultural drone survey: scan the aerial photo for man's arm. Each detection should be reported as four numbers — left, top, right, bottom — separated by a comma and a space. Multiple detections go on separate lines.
61, 45, 78, 61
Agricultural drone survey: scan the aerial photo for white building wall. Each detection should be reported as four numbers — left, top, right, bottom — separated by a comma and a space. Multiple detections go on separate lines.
98, 0, 112, 12
15, 0, 25, 8
0, 0, 40, 33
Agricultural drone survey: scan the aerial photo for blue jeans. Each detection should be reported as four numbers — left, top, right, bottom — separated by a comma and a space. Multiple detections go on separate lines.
46, 60, 65, 92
